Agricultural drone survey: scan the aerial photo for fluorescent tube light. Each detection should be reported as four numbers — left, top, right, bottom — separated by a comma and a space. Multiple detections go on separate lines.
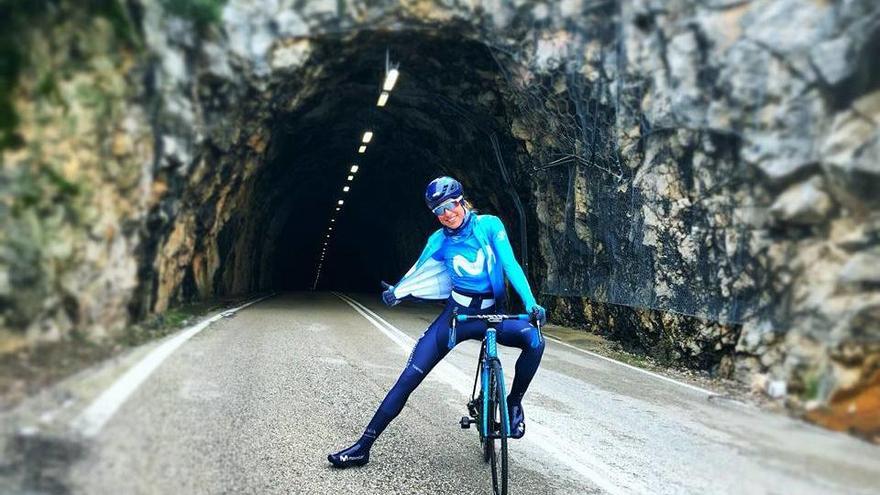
383, 68, 399, 91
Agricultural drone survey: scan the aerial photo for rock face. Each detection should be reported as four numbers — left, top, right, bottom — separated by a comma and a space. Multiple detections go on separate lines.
0, 3, 153, 345
0, 0, 877, 436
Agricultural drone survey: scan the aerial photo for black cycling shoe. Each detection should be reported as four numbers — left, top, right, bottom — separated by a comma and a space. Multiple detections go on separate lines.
509, 403, 526, 439
327, 442, 370, 468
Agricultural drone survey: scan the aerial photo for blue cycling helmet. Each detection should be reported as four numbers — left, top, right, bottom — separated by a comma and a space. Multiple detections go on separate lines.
425, 176, 464, 211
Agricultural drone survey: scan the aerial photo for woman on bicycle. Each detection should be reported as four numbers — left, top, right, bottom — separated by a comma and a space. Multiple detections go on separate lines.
328, 176, 547, 468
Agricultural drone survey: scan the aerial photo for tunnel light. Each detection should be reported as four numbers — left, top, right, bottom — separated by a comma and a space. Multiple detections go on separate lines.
347, 175, 354, 181
338, 199, 344, 205
350, 165, 359, 173
343, 186, 350, 192
358, 145, 367, 153
383, 68, 399, 92
377, 91, 389, 107
362, 131, 373, 144
331, 218, 335, 222
328, 226, 333, 231
336, 207, 340, 211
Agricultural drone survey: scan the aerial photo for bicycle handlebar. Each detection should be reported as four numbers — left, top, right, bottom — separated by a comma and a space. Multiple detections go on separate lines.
455, 314, 530, 322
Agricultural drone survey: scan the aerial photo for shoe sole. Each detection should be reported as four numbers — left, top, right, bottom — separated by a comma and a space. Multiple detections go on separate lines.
327, 454, 370, 468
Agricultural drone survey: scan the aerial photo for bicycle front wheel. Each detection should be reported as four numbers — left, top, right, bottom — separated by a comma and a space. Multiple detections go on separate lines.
487, 360, 508, 495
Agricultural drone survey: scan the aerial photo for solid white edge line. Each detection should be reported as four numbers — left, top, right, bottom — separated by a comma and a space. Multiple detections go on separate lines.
543, 336, 718, 396
72, 293, 275, 437
333, 292, 635, 495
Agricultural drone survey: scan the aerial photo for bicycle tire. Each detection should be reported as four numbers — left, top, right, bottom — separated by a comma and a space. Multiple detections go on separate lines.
488, 361, 508, 495
479, 392, 491, 463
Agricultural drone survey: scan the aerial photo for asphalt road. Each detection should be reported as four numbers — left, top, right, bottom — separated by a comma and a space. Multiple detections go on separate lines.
62, 292, 880, 494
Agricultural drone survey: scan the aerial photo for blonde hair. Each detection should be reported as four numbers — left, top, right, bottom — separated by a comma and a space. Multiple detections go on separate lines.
462, 199, 477, 213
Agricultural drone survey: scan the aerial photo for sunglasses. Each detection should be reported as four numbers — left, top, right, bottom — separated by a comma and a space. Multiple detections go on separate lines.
431, 196, 463, 216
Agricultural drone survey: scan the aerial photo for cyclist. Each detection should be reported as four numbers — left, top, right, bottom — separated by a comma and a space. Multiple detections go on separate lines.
328, 176, 547, 468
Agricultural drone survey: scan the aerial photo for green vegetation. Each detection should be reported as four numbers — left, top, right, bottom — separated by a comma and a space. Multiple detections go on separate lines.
8, 163, 81, 217
159, 0, 227, 29
0, 0, 140, 151
118, 300, 227, 347
800, 369, 822, 401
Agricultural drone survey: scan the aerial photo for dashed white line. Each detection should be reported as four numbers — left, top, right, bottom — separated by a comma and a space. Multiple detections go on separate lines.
72, 294, 274, 437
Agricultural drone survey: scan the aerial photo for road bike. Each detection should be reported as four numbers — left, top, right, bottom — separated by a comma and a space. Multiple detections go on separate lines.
453, 309, 540, 495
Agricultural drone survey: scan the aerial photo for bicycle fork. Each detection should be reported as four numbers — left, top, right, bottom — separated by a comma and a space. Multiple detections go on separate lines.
481, 328, 511, 439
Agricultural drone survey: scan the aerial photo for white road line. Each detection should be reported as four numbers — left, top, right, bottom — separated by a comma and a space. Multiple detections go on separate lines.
72, 294, 275, 438
332, 293, 469, 396
543, 336, 717, 396
333, 292, 638, 495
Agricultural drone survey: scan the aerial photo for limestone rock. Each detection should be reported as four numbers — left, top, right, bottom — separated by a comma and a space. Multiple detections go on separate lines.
270, 40, 312, 72
821, 90, 880, 206
838, 251, 880, 287
769, 176, 833, 225
810, 36, 854, 86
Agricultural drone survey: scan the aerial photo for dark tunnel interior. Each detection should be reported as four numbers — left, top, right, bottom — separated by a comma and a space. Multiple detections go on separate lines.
255, 30, 530, 294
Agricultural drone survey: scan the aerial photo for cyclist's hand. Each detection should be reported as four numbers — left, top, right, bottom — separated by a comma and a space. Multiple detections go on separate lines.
530, 304, 547, 326
381, 281, 399, 307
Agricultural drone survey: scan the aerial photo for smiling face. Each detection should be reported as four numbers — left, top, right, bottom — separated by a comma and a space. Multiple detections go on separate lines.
436, 201, 466, 229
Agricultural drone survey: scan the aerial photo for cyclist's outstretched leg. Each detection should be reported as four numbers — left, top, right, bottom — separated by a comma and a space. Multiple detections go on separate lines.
329, 301, 487, 468
497, 320, 545, 438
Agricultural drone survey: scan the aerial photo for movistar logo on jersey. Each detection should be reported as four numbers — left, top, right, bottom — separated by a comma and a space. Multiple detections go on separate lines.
453, 251, 485, 276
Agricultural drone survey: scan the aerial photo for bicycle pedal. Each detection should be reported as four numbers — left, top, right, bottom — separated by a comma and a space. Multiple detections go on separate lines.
459, 416, 474, 429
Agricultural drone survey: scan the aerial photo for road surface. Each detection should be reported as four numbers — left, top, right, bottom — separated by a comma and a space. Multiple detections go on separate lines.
16, 292, 879, 494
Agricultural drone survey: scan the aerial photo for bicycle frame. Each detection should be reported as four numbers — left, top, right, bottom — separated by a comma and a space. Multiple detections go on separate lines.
481, 327, 510, 439
452, 311, 533, 438
454, 310, 537, 495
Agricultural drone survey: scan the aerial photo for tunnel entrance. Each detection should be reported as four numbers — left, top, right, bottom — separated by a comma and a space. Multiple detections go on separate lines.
251, 30, 528, 294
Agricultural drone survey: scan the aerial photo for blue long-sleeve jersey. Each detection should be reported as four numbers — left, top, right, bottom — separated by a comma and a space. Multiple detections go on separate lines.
392, 211, 537, 311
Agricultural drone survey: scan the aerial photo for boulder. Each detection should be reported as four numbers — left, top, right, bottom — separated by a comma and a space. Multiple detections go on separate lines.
769, 175, 833, 225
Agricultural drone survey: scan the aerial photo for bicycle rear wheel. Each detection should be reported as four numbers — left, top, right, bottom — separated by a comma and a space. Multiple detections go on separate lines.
487, 361, 508, 495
